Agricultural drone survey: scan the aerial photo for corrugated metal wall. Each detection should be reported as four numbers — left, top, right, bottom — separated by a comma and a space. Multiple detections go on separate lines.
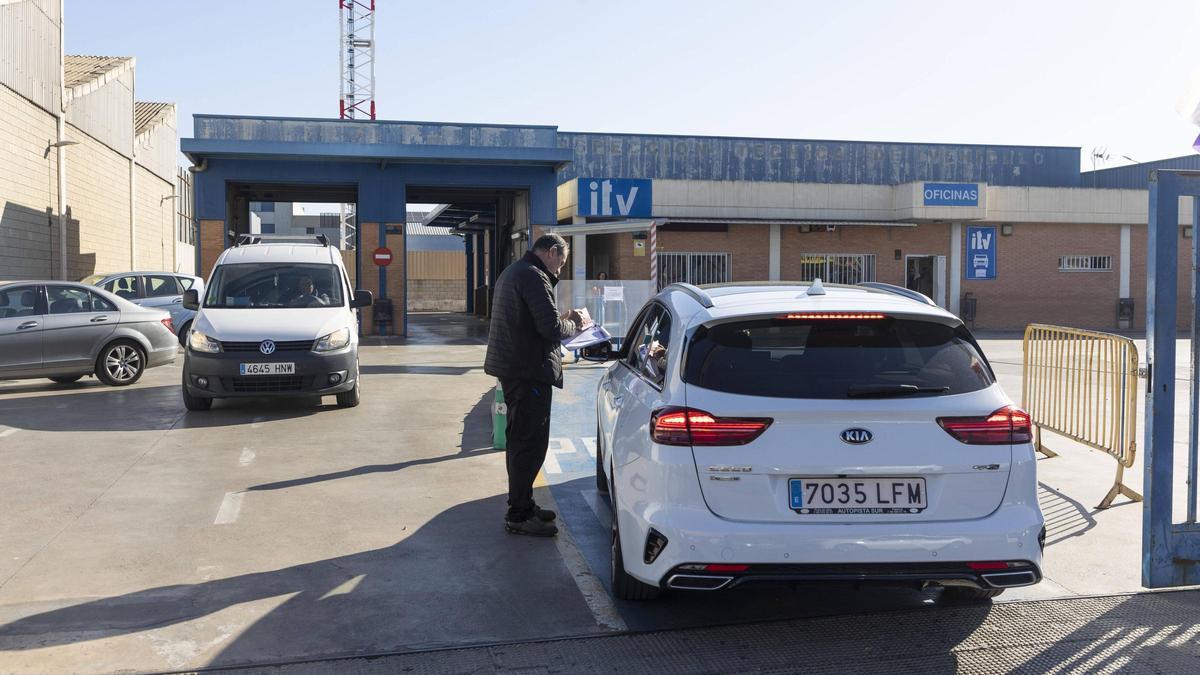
135, 109, 178, 182
408, 251, 463, 279
67, 67, 133, 156
194, 115, 558, 149
1079, 155, 1200, 189
0, 0, 62, 114
557, 133, 1081, 188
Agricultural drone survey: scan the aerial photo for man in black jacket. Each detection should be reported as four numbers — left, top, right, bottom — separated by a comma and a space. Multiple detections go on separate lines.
485, 233, 586, 536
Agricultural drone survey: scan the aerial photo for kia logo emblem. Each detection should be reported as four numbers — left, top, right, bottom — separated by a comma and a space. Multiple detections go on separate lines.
841, 428, 873, 444
259, 340, 276, 355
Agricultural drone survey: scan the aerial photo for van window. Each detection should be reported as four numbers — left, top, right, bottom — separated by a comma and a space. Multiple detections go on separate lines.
204, 263, 345, 308
683, 317, 993, 399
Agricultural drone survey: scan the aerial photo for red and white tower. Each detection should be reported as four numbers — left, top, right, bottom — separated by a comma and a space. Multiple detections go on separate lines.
339, 1, 376, 120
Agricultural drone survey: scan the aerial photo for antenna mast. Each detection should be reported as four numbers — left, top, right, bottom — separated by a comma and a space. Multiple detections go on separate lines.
339, 1, 376, 120
338, 1, 375, 251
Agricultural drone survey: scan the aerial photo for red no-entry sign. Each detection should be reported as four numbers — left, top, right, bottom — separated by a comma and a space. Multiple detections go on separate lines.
373, 247, 393, 266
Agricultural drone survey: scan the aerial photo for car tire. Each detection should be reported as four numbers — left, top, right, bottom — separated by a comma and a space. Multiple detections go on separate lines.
182, 379, 213, 411
177, 320, 192, 347
596, 425, 609, 494
94, 340, 146, 387
49, 375, 83, 384
335, 361, 360, 408
610, 464, 660, 601
941, 586, 1004, 602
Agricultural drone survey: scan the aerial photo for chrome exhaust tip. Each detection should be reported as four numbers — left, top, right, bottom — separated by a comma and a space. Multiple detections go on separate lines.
980, 570, 1038, 588
666, 574, 733, 590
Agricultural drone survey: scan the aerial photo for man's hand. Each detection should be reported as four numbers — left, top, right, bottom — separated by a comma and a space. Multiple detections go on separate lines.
563, 308, 592, 331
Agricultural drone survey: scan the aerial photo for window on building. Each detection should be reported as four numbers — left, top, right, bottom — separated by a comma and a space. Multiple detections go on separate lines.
320, 213, 339, 229
250, 202, 275, 213
798, 254, 877, 284
1058, 255, 1112, 272
260, 223, 276, 234
657, 252, 731, 290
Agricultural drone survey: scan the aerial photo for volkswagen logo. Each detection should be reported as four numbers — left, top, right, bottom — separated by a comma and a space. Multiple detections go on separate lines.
840, 428, 873, 444
259, 340, 276, 355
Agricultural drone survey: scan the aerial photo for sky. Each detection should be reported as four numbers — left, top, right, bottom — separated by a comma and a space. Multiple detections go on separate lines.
65, 0, 1200, 171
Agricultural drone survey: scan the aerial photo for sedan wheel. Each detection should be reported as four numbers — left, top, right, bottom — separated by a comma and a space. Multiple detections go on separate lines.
95, 342, 145, 386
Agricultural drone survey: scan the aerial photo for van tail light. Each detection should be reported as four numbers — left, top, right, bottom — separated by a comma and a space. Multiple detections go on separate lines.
161, 318, 175, 334
937, 405, 1032, 445
651, 407, 772, 446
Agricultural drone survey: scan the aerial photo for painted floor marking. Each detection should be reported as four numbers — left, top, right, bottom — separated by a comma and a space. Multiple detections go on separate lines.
319, 573, 366, 600
238, 447, 256, 466
580, 437, 597, 458
581, 488, 612, 530
543, 438, 566, 474
538, 485, 627, 632
0, 428, 18, 439
213, 492, 244, 525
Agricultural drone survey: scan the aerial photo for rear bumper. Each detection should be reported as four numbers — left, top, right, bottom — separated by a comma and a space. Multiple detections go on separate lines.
182, 347, 357, 398
663, 560, 1042, 592
613, 445, 1045, 590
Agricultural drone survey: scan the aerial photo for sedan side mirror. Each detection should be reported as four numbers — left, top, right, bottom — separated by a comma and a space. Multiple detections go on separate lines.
351, 289, 374, 309
182, 289, 200, 311
580, 339, 619, 362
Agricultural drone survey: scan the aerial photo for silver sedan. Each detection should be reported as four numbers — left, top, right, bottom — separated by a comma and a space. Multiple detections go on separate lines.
0, 281, 178, 386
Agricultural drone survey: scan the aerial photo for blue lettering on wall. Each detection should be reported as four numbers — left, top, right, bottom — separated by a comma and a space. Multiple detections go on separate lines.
577, 178, 652, 218
924, 182, 980, 207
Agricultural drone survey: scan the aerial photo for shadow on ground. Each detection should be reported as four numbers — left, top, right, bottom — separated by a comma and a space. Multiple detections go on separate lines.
245, 390, 497, 493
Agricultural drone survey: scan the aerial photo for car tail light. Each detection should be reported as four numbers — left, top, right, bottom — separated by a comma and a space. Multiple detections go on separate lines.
161, 318, 175, 334
781, 312, 887, 320
937, 405, 1032, 445
651, 407, 772, 446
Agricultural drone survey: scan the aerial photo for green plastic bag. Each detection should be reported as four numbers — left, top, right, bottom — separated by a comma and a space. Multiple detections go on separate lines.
492, 382, 507, 450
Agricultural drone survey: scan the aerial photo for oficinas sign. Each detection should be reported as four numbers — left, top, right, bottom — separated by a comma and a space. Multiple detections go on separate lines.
922, 183, 980, 207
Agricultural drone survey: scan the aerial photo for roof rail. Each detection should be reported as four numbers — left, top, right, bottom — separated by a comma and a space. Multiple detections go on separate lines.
233, 234, 331, 247
856, 281, 937, 306
662, 282, 714, 308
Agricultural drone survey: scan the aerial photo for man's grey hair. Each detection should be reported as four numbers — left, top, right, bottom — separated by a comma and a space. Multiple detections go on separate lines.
532, 233, 569, 253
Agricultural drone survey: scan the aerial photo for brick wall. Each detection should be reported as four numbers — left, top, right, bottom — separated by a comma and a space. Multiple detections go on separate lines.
198, 219, 225, 277
135, 165, 175, 272
61, 125, 132, 280
0, 83, 57, 279
408, 279, 467, 311
780, 223, 951, 286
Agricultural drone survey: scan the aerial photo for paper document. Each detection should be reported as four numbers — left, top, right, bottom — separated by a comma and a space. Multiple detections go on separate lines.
562, 324, 612, 351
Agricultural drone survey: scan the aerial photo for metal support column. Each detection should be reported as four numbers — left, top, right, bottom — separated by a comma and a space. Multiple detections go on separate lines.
1143, 169, 1200, 588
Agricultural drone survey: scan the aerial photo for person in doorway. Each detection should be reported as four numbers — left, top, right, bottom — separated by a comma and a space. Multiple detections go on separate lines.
485, 233, 588, 537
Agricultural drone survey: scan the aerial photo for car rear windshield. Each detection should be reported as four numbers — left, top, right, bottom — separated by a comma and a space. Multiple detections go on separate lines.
204, 263, 344, 309
683, 317, 994, 399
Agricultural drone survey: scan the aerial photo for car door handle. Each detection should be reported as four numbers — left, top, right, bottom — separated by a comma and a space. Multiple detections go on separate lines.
90, 315, 109, 323
171, 298, 182, 304
17, 321, 38, 330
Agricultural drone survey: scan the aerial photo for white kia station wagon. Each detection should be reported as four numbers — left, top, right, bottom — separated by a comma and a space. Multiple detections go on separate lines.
181, 236, 372, 411
589, 280, 1044, 601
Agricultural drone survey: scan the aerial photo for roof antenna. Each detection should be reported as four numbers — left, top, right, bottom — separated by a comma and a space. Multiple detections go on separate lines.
806, 278, 826, 296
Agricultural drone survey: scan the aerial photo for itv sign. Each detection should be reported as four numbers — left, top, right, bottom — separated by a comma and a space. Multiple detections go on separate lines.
577, 178, 652, 218
966, 225, 996, 280
923, 182, 980, 207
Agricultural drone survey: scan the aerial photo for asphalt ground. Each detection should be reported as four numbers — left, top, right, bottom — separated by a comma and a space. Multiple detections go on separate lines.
0, 313, 1193, 673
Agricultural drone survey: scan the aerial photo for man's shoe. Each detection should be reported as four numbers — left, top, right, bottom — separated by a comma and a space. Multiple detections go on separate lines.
532, 503, 557, 522
505, 517, 558, 537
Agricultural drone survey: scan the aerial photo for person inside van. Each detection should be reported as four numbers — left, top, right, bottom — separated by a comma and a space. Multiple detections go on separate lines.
287, 276, 329, 308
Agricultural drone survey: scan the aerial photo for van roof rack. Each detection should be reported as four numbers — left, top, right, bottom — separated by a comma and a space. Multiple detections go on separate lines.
856, 281, 937, 306
233, 234, 331, 247
662, 282, 714, 308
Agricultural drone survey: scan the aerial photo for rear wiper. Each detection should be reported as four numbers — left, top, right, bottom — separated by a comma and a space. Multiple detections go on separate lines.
846, 384, 950, 398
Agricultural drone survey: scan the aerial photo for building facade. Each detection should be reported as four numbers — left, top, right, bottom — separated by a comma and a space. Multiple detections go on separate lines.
0, 0, 187, 282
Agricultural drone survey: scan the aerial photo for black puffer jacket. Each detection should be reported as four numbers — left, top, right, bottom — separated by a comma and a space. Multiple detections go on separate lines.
485, 252, 576, 388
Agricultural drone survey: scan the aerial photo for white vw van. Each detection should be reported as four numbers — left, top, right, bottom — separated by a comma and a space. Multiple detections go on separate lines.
181, 236, 373, 411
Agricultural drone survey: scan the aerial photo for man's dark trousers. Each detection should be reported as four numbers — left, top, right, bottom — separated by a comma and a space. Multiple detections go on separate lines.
500, 377, 553, 521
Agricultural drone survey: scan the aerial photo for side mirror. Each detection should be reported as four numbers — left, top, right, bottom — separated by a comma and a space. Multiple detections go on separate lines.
580, 340, 619, 362
351, 289, 374, 309
182, 289, 200, 311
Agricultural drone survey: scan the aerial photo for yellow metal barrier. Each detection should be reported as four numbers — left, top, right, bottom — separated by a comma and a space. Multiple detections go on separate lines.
1022, 324, 1142, 509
